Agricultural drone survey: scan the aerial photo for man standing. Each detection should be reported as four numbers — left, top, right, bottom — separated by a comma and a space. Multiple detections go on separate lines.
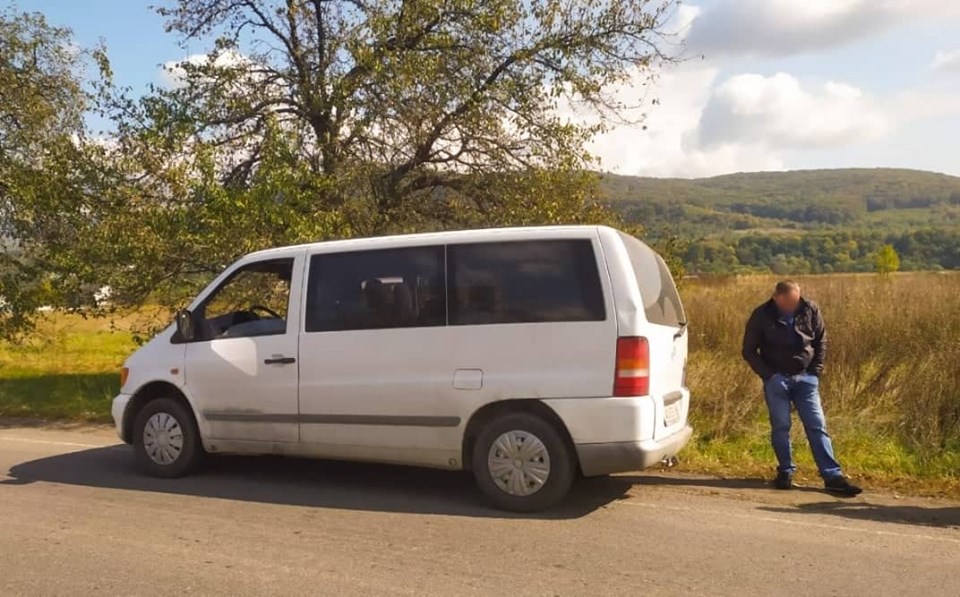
742, 280, 862, 496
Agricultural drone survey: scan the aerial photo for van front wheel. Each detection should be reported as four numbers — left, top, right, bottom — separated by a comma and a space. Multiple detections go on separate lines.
133, 397, 203, 478
472, 413, 575, 512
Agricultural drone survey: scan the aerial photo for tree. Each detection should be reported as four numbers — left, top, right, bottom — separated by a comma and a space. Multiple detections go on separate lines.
874, 244, 900, 276
132, 0, 675, 230
3, 1, 679, 338
0, 8, 110, 338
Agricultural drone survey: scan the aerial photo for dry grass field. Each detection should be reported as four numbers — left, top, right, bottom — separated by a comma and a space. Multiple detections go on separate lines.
1, 273, 958, 494
681, 273, 960, 495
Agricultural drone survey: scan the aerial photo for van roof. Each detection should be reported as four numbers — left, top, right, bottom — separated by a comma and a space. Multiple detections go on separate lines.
245, 225, 620, 259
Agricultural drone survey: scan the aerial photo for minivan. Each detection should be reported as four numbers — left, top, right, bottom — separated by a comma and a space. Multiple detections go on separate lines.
113, 226, 691, 511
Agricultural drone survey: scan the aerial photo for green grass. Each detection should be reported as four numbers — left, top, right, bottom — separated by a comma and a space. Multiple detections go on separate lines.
0, 315, 134, 421
0, 373, 117, 421
681, 417, 960, 496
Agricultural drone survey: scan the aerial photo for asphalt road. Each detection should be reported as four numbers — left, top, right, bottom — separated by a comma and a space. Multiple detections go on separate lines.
1, 423, 958, 596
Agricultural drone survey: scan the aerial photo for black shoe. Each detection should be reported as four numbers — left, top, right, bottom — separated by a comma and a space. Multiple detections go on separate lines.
824, 476, 863, 496
773, 471, 795, 490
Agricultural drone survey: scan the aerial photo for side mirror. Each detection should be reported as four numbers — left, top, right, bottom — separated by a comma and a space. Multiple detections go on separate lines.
175, 309, 197, 341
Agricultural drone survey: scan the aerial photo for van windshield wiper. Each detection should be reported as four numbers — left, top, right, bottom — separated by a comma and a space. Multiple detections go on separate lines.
674, 322, 688, 339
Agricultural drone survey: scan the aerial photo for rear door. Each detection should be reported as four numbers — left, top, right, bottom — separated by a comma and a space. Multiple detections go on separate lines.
445, 235, 617, 406
616, 233, 688, 440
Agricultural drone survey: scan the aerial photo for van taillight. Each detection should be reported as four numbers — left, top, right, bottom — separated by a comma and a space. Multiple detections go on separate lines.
614, 337, 650, 397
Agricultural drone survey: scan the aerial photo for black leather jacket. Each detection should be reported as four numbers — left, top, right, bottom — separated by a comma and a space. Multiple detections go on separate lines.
742, 297, 827, 380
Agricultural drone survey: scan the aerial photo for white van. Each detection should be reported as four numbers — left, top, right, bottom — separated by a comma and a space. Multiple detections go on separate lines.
112, 226, 691, 511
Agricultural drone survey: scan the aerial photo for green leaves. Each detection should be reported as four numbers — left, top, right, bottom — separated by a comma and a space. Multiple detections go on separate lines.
142, 0, 675, 213
874, 244, 901, 276
0, 8, 118, 339
3, 1, 677, 340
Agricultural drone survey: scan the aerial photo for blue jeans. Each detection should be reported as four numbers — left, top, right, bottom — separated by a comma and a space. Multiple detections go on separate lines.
763, 373, 843, 479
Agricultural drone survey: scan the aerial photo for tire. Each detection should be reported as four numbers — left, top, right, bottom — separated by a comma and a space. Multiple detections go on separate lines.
472, 412, 576, 512
132, 397, 203, 478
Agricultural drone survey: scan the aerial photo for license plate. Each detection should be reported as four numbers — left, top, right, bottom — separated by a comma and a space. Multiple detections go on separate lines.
664, 402, 681, 426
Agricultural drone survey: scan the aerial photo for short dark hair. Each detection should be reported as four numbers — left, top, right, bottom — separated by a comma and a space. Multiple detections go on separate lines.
774, 280, 800, 295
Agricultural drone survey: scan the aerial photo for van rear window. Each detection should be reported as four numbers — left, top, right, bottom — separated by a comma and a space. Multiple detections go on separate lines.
618, 232, 686, 327
448, 240, 605, 325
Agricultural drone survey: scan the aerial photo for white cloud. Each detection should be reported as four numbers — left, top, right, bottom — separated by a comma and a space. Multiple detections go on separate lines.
663, 3, 702, 42
585, 66, 783, 177
687, 0, 960, 57
159, 50, 250, 88
891, 89, 960, 120
907, 0, 960, 17
931, 49, 960, 72
585, 69, 887, 177
696, 73, 888, 149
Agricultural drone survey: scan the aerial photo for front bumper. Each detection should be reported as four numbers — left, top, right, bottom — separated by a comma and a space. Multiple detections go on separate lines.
576, 425, 693, 477
111, 393, 132, 443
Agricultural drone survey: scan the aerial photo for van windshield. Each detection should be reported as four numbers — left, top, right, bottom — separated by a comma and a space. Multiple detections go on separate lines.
618, 232, 686, 327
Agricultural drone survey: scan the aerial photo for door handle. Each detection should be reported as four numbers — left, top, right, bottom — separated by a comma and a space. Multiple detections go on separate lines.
264, 357, 296, 365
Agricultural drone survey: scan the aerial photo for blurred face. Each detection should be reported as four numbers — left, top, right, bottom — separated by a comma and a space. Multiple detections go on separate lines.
773, 288, 801, 315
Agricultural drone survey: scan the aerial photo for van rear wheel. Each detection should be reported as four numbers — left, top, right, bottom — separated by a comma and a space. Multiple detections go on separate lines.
133, 397, 203, 478
472, 412, 575, 512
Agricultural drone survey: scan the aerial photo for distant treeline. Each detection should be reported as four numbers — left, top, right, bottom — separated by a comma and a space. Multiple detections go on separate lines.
683, 230, 960, 274
601, 168, 960, 274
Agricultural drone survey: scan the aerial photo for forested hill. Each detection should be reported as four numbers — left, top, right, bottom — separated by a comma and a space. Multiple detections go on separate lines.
602, 168, 960, 274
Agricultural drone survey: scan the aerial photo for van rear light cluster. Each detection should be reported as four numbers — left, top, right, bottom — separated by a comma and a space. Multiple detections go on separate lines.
614, 337, 650, 397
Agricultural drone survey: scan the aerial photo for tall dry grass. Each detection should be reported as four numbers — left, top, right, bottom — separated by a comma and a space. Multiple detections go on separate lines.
2, 276, 958, 491
682, 273, 960, 487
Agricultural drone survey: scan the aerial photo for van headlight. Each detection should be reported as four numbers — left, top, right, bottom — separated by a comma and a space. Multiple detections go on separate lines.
120, 367, 129, 389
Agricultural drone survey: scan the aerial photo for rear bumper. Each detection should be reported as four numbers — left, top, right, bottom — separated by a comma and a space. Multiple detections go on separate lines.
576, 425, 693, 477
111, 393, 132, 443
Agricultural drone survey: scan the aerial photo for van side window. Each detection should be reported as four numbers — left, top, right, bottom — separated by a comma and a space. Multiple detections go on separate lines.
617, 232, 686, 327
305, 246, 446, 332
448, 240, 605, 325
195, 258, 294, 340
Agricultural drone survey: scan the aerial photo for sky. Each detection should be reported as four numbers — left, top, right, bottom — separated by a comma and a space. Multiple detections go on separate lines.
21, 0, 960, 179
